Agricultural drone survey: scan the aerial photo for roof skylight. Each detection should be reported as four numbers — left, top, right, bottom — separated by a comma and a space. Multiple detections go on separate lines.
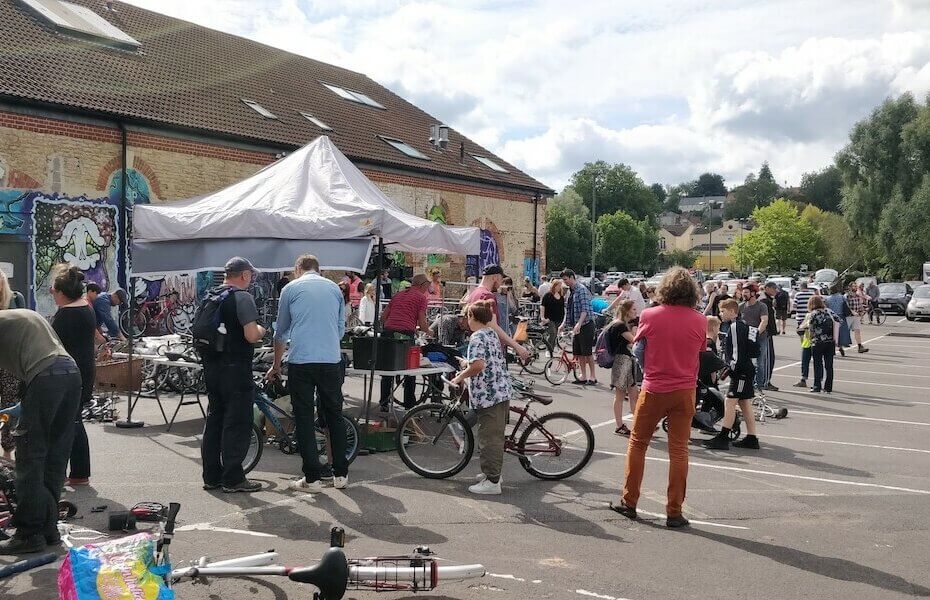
472, 155, 509, 173
323, 83, 385, 109
300, 112, 332, 131
380, 136, 430, 160
242, 99, 277, 119
19, 0, 141, 49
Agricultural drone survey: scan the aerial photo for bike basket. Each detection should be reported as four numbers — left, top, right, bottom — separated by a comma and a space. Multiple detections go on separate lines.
94, 358, 144, 393
58, 532, 173, 600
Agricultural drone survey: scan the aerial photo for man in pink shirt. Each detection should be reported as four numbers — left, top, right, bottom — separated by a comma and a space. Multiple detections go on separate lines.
610, 267, 705, 528
466, 265, 529, 362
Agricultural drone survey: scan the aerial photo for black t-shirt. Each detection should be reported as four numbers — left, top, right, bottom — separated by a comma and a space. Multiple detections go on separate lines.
540, 293, 565, 324
774, 289, 790, 311
710, 292, 729, 316
605, 321, 632, 356
52, 304, 97, 403
760, 296, 778, 335
215, 286, 260, 361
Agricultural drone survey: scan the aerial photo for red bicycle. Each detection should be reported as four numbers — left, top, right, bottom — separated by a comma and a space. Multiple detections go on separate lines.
120, 291, 194, 338
544, 343, 583, 385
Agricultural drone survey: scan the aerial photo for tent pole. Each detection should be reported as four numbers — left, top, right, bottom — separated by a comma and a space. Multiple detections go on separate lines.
117, 277, 144, 428
117, 122, 143, 428
362, 238, 384, 427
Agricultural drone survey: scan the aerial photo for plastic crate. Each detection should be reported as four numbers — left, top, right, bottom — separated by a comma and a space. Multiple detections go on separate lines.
360, 422, 396, 452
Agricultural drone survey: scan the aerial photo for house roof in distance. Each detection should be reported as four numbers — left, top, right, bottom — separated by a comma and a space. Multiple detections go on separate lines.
0, 0, 552, 195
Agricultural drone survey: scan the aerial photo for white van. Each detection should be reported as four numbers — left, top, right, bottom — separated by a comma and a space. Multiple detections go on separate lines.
923, 262, 930, 284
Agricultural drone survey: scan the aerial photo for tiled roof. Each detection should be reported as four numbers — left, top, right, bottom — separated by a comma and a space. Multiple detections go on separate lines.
0, 0, 552, 194
662, 224, 691, 236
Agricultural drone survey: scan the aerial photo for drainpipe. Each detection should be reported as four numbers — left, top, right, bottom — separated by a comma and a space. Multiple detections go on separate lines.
532, 193, 540, 283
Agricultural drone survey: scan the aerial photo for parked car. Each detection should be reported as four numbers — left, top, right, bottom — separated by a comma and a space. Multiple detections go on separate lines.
712, 271, 735, 281
605, 271, 626, 280
646, 273, 665, 288
766, 277, 793, 291
855, 276, 878, 288
877, 282, 914, 315
627, 271, 645, 281
605, 282, 622, 298
811, 268, 839, 293
906, 285, 930, 321
748, 271, 766, 282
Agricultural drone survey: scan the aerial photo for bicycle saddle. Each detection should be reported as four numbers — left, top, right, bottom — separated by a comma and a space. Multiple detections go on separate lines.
165, 352, 201, 364
288, 547, 349, 599
520, 391, 553, 405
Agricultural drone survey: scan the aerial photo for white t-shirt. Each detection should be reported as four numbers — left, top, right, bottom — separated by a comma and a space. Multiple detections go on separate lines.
358, 295, 376, 325
538, 281, 552, 298
623, 286, 646, 314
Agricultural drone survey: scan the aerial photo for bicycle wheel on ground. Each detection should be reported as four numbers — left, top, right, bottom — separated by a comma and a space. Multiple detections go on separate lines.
396, 403, 474, 479
516, 412, 594, 480
544, 358, 572, 385
874, 309, 887, 325
242, 423, 265, 475
317, 415, 361, 466
519, 344, 546, 375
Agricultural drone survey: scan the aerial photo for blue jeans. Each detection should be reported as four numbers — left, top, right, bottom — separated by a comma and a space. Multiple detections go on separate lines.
754, 334, 770, 389
800, 346, 812, 380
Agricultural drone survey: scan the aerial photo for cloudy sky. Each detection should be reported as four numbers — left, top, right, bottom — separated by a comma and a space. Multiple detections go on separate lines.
125, 0, 930, 191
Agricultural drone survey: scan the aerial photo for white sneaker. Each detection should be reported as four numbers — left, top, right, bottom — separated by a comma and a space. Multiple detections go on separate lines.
468, 478, 502, 495
333, 476, 348, 490
475, 473, 487, 483
288, 477, 324, 493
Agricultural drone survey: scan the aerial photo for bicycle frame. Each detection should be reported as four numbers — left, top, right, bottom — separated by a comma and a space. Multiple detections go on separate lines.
503, 404, 562, 457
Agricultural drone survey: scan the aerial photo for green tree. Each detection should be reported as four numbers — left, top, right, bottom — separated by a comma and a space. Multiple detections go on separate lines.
728, 199, 821, 271
571, 161, 661, 222
877, 176, 930, 278
723, 162, 780, 220
837, 93, 920, 236
545, 203, 591, 272
595, 211, 644, 271
693, 172, 727, 197
800, 165, 843, 212
799, 204, 859, 269
663, 181, 695, 213
662, 248, 698, 268
649, 183, 667, 208
639, 219, 661, 271
549, 186, 589, 219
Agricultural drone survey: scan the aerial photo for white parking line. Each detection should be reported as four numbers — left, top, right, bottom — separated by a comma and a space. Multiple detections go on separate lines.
831, 368, 930, 379
757, 433, 930, 454
593, 449, 930, 494
633, 508, 750, 530
772, 360, 801, 372
895, 317, 908, 323
790, 410, 930, 426
771, 373, 930, 392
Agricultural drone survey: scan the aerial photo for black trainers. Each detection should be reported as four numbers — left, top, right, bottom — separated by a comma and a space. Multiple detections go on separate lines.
608, 501, 637, 520
202, 482, 221, 491
733, 435, 760, 449
838, 347, 845, 357
703, 435, 730, 450
763, 383, 779, 391
666, 515, 690, 528
792, 379, 807, 388
0, 534, 46, 555
857, 345, 869, 353
223, 479, 262, 493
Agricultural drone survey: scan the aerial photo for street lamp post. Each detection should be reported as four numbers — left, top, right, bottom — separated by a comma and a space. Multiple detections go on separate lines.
591, 180, 597, 279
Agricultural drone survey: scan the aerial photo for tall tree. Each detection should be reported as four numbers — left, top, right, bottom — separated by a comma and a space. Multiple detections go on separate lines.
649, 183, 667, 208
723, 163, 779, 220
548, 186, 589, 218
800, 166, 843, 212
570, 161, 661, 222
728, 199, 822, 271
693, 172, 727, 197
595, 211, 644, 271
546, 203, 591, 272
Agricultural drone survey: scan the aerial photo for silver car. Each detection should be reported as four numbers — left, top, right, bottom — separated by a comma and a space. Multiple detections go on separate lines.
906, 285, 930, 321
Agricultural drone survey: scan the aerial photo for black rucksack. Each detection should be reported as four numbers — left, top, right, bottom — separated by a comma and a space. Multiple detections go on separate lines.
191, 287, 237, 354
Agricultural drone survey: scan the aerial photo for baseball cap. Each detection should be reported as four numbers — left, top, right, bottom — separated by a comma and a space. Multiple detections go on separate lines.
483, 264, 504, 276
225, 256, 256, 274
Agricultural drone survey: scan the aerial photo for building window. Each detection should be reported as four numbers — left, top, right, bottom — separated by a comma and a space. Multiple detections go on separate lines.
472, 155, 509, 173
299, 112, 332, 131
659, 237, 667, 250
322, 83, 385, 109
241, 99, 277, 119
379, 136, 430, 160
19, 0, 141, 49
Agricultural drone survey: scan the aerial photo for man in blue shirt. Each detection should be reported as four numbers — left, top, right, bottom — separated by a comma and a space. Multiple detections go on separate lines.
267, 254, 349, 493
85, 283, 126, 340
558, 269, 597, 385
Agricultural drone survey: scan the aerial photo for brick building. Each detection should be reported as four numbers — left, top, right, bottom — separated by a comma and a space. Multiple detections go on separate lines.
0, 0, 552, 315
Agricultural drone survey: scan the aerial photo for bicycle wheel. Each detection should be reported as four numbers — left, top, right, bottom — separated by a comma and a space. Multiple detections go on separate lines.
120, 309, 148, 339
517, 412, 594, 480
544, 358, 569, 385
519, 344, 546, 375
874, 308, 887, 325
316, 415, 361, 466
396, 403, 474, 479
166, 306, 193, 335
242, 423, 265, 474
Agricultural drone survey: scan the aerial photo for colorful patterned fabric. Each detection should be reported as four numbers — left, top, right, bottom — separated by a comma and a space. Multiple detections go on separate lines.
466, 327, 512, 409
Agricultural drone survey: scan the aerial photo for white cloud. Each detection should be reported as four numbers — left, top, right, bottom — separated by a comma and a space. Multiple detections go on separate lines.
123, 0, 930, 191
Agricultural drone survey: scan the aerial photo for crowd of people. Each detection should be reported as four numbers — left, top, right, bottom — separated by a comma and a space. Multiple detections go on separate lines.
0, 251, 887, 554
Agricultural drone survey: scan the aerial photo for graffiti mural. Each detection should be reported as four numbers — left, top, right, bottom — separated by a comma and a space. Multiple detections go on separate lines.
30, 194, 120, 315
523, 257, 540, 285
0, 190, 29, 235
107, 168, 151, 206
479, 229, 500, 272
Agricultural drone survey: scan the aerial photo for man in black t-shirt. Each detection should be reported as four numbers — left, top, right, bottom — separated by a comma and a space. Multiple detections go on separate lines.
760, 282, 780, 391
200, 257, 265, 493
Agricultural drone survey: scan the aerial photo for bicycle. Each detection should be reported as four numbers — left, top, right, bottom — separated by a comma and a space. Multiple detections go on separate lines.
243, 381, 361, 475
867, 305, 887, 325
396, 377, 594, 480
543, 344, 583, 385
121, 291, 194, 338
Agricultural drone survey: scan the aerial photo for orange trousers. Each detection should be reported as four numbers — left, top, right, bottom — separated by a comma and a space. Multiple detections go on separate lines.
622, 387, 695, 517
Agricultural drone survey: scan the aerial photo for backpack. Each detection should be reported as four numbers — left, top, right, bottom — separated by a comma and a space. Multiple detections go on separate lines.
595, 327, 615, 369
191, 287, 237, 354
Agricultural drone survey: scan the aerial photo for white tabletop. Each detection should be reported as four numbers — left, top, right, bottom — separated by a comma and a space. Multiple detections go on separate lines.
346, 364, 454, 377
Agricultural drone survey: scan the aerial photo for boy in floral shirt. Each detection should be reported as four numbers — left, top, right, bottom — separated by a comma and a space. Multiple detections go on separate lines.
451, 300, 512, 495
